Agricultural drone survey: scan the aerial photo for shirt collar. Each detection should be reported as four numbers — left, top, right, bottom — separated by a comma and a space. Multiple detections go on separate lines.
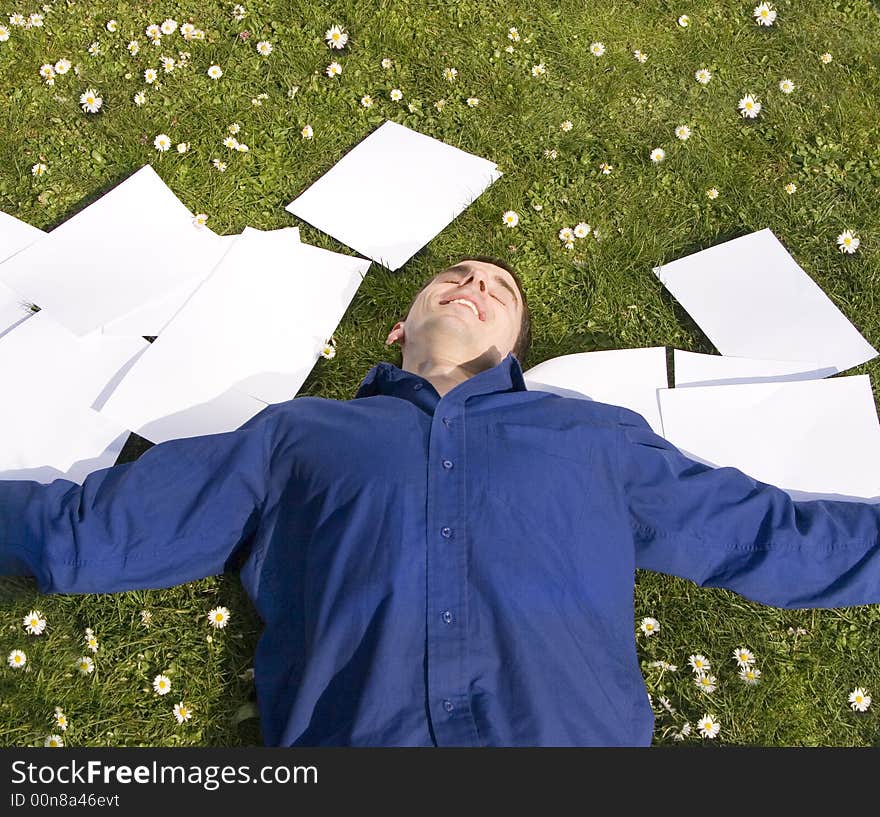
355, 353, 527, 408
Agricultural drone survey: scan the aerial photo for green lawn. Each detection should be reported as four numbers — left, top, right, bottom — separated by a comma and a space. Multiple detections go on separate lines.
1, 0, 880, 747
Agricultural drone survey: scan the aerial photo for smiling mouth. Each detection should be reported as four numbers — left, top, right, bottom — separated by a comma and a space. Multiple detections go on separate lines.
441, 298, 484, 320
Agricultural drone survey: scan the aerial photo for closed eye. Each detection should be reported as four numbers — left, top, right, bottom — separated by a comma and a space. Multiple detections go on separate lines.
443, 280, 506, 305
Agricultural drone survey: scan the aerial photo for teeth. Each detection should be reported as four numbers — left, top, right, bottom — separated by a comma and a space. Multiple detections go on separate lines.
449, 298, 479, 318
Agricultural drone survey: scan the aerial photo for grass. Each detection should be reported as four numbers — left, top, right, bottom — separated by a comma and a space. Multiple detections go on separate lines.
1, 0, 880, 746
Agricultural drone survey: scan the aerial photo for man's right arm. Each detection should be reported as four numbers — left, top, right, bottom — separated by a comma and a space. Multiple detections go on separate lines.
0, 404, 282, 595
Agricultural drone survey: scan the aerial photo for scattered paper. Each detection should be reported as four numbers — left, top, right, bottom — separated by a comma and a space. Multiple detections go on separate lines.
286, 120, 501, 270
99, 227, 369, 443
523, 347, 668, 435
653, 228, 877, 374
673, 349, 836, 387
0, 209, 44, 263
657, 375, 880, 502
0, 165, 232, 336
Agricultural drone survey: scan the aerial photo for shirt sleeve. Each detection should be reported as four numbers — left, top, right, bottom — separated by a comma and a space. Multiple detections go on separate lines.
0, 404, 282, 595
618, 407, 880, 609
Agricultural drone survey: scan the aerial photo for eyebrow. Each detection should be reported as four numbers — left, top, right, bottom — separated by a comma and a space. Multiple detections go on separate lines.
440, 264, 519, 305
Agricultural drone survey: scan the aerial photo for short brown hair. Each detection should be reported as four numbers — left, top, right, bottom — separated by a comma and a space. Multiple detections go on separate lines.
402, 256, 532, 366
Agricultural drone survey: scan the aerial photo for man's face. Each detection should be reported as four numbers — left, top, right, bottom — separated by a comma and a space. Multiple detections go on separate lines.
391, 259, 524, 363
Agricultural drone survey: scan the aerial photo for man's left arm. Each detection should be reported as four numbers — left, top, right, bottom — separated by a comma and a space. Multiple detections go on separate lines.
618, 407, 880, 609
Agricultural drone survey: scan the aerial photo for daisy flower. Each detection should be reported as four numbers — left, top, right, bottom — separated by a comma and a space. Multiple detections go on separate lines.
837, 230, 860, 254
706, 187, 719, 199
697, 715, 720, 738
678, 15, 690, 27
530, 63, 546, 77
44, 734, 64, 747
650, 147, 665, 163
785, 182, 797, 194
675, 125, 691, 140
53, 709, 69, 731
633, 50, 648, 62
673, 722, 692, 740
589, 42, 605, 57
508, 27, 520, 42
778, 78, 795, 94
207, 65, 223, 79
738, 94, 761, 118
79, 89, 102, 113
39, 64, 55, 83
390, 88, 403, 101
599, 162, 613, 174
695, 672, 718, 693
191, 213, 209, 228
574, 221, 591, 237
301, 124, 314, 139
232, 4, 246, 21
153, 673, 172, 695
85, 632, 98, 652
360, 94, 374, 108
820, 52, 833, 64
326, 61, 342, 77
173, 702, 193, 724
23, 610, 46, 635
739, 666, 762, 685
443, 66, 458, 81
543, 148, 558, 159
223, 136, 239, 149
161, 56, 175, 73
0, 25, 9, 41
695, 68, 712, 84
639, 616, 660, 636
753, 2, 777, 26
325, 25, 348, 50
106, 19, 117, 32
180, 23, 195, 39
9, 13, 25, 27
235, 142, 249, 152
31, 162, 47, 177
256, 41, 272, 56
176, 142, 189, 153
29, 13, 43, 27
504, 45, 515, 53
381, 57, 393, 69
433, 99, 447, 111
466, 97, 480, 107
560, 120, 573, 132
558, 227, 575, 243
161, 19, 177, 35
208, 606, 231, 629
127, 40, 140, 55
144, 68, 158, 83
154, 133, 171, 152
649, 660, 678, 672
145, 24, 161, 41
502, 210, 519, 228
134, 91, 146, 106
54, 58, 71, 75
140, 609, 153, 627
849, 687, 872, 712
212, 159, 227, 171
77, 656, 94, 674
7, 649, 26, 668
733, 647, 755, 667
320, 343, 336, 360
688, 654, 710, 673
228, 122, 241, 134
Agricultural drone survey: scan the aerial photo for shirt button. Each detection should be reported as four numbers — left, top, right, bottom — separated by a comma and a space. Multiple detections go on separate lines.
413, 383, 423, 391
442, 416, 451, 427
441, 610, 454, 624
442, 459, 454, 470
441, 527, 452, 538
443, 699, 455, 713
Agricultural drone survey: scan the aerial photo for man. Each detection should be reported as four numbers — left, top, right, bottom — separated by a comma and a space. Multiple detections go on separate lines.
2, 255, 880, 746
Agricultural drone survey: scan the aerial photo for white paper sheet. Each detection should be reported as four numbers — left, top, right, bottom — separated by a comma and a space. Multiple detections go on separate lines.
653, 228, 877, 374
673, 349, 836, 387
0, 165, 233, 336
99, 228, 370, 443
285, 120, 501, 270
657, 375, 880, 501
523, 347, 668, 435
0, 312, 145, 483
0, 209, 44, 263
0, 283, 34, 337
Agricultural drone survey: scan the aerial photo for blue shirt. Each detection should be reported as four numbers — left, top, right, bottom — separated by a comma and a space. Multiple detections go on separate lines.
3, 354, 880, 746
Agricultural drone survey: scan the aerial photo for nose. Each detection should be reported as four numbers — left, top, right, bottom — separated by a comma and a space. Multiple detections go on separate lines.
460, 273, 486, 292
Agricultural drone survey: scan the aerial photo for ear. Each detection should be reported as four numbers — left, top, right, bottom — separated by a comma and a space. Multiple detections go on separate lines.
385, 321, 405, 346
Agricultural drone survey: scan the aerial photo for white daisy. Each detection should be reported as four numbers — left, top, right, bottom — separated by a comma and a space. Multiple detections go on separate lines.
326, 61, 342, 77
212, 158, 227, 171
706, 187, 719, 200
466, 97, 479, 107
650, 147, 665, 163
39, 64, 55, 82
778, 78, 795, 94
9, 13, 26, 27
648, 660, 678, 672
820, 52, 833, 64
678, 14, 690, 27
153, 673, 172, 695
173, 701, 192, 723
675, 124, 691, 141
443, 66, 458, 82
29, 13, 42, 27
837, 230, 860, 254
738, 94, 761, 118
153, 133, 171, 151
543, 148, 558, 159
176, 142, 189, 153
0, 25, 9, 41
53, 709, 69, 731
849, 687, 872, 712
633, 50, 648, 63
785, 182, 797, 194
256, 41, 273, 56
504, 44, 515, 53
79, 89, 102, 113
320, 343, 336, 360
739, 666, 762, 685
31, 162, 47, 177
54, 58, 71, 75
207, 64, 223, 79
733, 647, 756, 667
7, 649, 26, 668
695, 68, 712, 84
381, 57, 393, 69
161, 19, 177, 35
23, 610, 46, 635
360, 94, 373, 108
433, 99, 447, 111
390, 88, 403, 101
145, 24, 161, 41
560, 120, 573, 132
134, 91, 146, 106
563, 241, 575, 251
85, 633, 99, 653
44, 734, 64, 747
127, 40, 140, 55
697, 714, 720, 738
106, 19, 117, 32
223, 135, 239, 149
502, 210, 519, 228
558, 227, 575, 243
193, 213, 208, 228
144, 68, 158, 83
639, 616, 660, 636
673, 722, 692, 740
235, 142, 249, 152
232, 4, 246, 22
325, 25, 348, 50
161, 56, 175, 73
688, 654, 710, 673
753, 2, 777, 26
599, 162, 613, 174
590, 42, 605, 57
180, 23, 195, 39
695, 672, 718, 693
77, 656, 94, 674
301, 124, 314, 139
208, 606, 231, 629
140, 609, 153, 627
530, 63, 546, 77
508, 27, 520, 42
192, 29, 206, 41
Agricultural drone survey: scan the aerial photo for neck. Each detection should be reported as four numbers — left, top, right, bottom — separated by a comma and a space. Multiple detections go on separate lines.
401, 349, 503, 397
